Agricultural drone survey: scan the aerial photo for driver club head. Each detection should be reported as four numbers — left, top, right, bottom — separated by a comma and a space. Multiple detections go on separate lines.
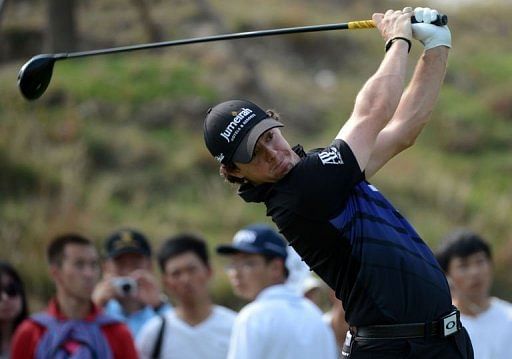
17, 54, 58, 101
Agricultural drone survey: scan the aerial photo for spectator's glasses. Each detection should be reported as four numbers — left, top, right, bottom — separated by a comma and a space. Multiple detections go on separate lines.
0, 283, 20, 298
224, 258, 266, 273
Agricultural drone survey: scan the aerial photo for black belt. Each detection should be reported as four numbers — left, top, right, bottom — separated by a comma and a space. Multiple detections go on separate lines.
351, 309, 462, 340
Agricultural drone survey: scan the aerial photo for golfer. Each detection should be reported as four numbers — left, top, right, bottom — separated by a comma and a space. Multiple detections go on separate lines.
204, 7, 473, 359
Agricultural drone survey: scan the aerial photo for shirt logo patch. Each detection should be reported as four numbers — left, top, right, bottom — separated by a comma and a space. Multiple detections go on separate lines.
318, 147, 343, 165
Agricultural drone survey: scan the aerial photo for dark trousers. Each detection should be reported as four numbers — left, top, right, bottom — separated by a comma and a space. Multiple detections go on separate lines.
348, 327, 473, 359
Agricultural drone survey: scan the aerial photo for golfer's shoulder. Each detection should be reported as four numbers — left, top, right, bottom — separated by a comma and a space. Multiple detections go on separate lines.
291, 140, 359, 176
286, 140, 361, 191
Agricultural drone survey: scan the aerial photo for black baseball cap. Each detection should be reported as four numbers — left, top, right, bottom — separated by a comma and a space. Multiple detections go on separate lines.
203, 99, 283, 164
217, 224, 288, 259
105, 229, 151, 258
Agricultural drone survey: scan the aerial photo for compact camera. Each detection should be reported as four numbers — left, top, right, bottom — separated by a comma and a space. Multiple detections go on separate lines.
111, 277, 138, 297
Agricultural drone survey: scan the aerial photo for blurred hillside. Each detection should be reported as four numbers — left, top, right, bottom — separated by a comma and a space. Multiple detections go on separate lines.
1, 0, 511, 308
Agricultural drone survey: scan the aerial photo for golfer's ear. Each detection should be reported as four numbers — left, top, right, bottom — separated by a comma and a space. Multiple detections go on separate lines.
220, 164, 244, 180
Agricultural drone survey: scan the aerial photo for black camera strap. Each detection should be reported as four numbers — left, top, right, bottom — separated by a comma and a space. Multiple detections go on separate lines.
151, 314, 167, 359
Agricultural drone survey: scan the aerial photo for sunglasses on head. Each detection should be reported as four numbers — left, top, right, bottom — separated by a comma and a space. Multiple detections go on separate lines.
1, 283, 20, 298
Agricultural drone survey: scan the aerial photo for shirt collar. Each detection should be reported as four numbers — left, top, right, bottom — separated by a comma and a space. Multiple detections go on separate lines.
47, 297, 102, 321
254, 284, 298, 302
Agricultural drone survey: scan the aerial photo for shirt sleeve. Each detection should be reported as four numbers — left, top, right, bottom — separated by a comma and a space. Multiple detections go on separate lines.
103, 323, 139, 359
288, 139, 364, 220
10, 320, 44, 359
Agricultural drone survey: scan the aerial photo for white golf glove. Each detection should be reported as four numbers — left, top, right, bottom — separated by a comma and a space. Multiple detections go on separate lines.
411, 7, 451, 50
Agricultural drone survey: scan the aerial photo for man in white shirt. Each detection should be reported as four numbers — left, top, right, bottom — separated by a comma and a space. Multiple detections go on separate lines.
436, 229, 512, 359
218, 224, 337, 359
136, 234, 236, 359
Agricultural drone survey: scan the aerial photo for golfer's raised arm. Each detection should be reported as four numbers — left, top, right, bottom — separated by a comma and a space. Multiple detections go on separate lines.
365, 46, 449, 178
336, 9, 412, 172
365, 7, 452, 179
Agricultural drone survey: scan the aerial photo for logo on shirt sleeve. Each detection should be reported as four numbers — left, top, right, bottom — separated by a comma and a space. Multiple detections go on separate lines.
318, 147, 343, 165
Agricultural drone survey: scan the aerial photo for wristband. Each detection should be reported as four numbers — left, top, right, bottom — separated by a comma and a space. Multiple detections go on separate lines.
385, 37, 412, 53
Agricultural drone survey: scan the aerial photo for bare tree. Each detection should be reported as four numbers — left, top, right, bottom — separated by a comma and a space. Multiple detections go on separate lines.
0, 0, 7, 26
47, 0, 78, 52
131, 0, 163, 42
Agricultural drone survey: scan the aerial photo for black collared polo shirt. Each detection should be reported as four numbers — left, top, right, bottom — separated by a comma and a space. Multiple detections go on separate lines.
239, 139, 452, 326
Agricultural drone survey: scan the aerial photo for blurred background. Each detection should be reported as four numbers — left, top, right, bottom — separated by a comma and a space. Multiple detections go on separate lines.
0, 0, 511, 310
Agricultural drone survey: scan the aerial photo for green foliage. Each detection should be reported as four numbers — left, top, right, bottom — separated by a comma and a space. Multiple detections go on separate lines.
1, 0, 512, 306
52, 56, 217, 106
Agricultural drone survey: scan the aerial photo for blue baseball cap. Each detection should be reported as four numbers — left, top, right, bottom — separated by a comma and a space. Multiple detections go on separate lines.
217, 224, 288, 259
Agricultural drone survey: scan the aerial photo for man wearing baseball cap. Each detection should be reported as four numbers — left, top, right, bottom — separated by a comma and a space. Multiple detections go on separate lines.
92, 228, 171, 338
205, 7, 473, 359
218, 224, 337, 359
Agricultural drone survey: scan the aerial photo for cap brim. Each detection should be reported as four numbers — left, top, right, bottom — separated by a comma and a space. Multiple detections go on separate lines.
107, 247, 149, 258
232, 118, 283, 164
216, 243, 264, 256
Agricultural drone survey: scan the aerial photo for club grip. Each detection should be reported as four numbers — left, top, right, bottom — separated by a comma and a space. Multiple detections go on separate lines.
411, 14, 448, 26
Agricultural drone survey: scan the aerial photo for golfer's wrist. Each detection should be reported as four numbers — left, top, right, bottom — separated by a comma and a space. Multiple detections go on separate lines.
385, 37, 412, 53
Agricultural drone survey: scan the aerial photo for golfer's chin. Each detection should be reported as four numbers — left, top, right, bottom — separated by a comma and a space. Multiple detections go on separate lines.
271, 160, 295, 180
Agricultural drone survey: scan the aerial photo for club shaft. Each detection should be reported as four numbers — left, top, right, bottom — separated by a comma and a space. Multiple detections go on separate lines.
55, 21, 375, 60
47, 13, 447, 61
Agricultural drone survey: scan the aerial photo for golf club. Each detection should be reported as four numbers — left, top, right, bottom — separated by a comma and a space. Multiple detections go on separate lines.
18, 14, 447, 101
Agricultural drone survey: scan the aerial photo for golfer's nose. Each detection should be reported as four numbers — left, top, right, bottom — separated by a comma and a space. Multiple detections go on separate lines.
262, 146, 277, 162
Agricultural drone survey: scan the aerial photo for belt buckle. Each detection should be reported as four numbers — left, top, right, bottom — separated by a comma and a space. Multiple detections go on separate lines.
440, 309, 460, 337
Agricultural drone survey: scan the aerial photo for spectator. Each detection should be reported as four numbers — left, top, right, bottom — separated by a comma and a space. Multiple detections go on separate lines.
323, 288, 350, 357
217, 224, 337, 359
283, 246, 311, 295
436, 229, 512, 359
0, 261, 28, 359
137, 233, 236, 359
301, 274, 326, 309
299, 276, 350, 357
11, 233, 137, 358
93, 228, 171, 338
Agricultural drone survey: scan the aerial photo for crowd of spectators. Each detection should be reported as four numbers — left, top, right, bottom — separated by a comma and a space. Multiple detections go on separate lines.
1, 226, 510, 358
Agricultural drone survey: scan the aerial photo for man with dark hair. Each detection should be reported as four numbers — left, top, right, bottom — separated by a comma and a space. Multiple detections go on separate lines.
11, 233, 137, 359
92, 228, 171, 338
156, 234, 210, 271
436, 229, 512, 359
46, 233, 92, 265
136, 233, 236, 359
218, 223, 337, 359
204, 7, 474, 358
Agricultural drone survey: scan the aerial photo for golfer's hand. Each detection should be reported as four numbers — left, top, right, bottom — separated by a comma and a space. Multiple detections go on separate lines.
412, 7, 451, 50
373, 8, 413, 42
